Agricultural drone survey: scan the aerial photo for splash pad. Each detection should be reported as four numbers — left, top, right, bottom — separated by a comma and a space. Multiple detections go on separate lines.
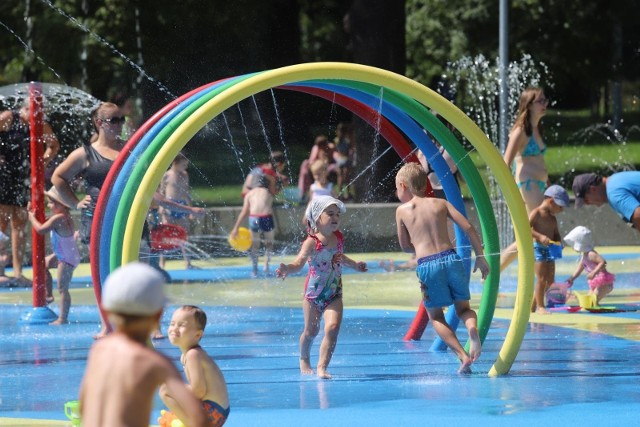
91, 62, 534, 376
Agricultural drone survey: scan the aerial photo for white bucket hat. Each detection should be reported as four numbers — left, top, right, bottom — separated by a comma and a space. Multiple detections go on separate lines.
563, 226, 594, 252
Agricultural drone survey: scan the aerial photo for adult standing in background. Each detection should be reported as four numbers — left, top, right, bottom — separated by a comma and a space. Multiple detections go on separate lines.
52, 102, 124, 339
0, 102, 59, 282
51, 102, 124, 245
500, 87, 551, 270
109, 92, 139, 141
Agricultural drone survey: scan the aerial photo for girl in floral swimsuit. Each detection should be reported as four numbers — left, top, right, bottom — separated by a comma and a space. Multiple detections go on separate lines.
276, 196, 367, 379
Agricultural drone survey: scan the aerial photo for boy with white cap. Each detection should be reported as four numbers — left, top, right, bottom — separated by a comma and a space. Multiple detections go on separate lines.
529, 184, 570, 314
79, 262, 207, 427
276, 195, 367, 379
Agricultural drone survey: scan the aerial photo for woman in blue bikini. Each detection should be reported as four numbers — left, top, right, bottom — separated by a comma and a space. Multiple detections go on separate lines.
501, 87, 550, 270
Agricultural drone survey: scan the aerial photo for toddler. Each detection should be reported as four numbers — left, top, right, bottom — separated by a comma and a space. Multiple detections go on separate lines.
27, 187, 81, 325
160, 305, 230, 427
529, 185, 569, 314
276, 196, 367, 379
564, 226, 615, 305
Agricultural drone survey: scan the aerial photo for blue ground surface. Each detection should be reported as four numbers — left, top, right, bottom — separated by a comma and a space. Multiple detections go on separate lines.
1, 303, 640, 426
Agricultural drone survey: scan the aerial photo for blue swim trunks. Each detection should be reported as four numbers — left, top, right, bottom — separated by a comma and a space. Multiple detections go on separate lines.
166, 199, 190, 219
248, 215, 274, 233
202, 400, 230, 427
534, 243, 555, 262
415, 249, 468, 308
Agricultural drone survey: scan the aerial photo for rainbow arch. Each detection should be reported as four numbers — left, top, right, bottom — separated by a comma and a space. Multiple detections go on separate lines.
91, 62, 533, 376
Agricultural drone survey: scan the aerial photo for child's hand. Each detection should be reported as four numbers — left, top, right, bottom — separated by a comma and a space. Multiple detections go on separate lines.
276, 263, 288, 280
473, 256, 490, 280
355, 261, 368, 272
566, 277, 574, 286
190, 207, 205, 217
77, 195, 91, 210
586, 272, 595, 280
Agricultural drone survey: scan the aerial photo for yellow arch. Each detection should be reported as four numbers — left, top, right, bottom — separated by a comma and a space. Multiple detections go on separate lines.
121, 62, 533, 376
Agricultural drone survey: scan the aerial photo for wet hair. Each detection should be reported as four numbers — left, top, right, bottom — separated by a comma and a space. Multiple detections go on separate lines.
396, 162, 428, 195
180, 305, 207, 331
513, 87, 545, 137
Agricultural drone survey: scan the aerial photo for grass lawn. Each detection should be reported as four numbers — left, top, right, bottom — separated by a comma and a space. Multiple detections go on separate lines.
187, 109, 640, 207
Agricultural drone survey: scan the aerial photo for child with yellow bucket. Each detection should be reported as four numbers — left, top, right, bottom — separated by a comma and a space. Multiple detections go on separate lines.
564, 226, 615, 307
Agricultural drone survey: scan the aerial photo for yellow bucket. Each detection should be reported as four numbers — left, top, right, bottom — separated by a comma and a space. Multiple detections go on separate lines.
574, 292, 596, 309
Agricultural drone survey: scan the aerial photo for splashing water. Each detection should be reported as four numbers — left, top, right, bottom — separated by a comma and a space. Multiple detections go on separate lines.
444, 54, 552, 249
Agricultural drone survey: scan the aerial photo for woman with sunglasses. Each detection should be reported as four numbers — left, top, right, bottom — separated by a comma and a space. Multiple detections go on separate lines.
500, 87, 551, 270
52, 102, 125, 246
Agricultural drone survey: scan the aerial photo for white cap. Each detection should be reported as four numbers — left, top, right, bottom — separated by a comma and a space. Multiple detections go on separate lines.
304, 195, 346, 231
102, 262, 167, 316
563, 226, 594, 252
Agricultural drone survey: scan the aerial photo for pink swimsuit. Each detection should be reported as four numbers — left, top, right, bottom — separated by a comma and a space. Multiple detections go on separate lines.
582, 253, 615, 290
51, 229, 81, 268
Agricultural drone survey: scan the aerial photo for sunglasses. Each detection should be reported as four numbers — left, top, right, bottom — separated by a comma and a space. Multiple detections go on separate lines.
100, 116, 126, 124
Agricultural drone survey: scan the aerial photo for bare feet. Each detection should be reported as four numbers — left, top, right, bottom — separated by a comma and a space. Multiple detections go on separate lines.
535, 307, 551, 315
300, 357, 314, 375
468, 328, 482, 362
317, 367, 332, 379
458, 359, 473, 374
379, 259, 396, 272
49, 318, 68, 325
93, 327, 109, 340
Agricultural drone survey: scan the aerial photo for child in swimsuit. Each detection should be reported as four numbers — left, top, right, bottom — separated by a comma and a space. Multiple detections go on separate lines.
564, 226, 615, 305
160, 305, 230, 427
394, 163, 489, 374
230, 176, 275, 277
27, 187, 81, 325
160, 152, 196, 269
529, 185, 570, 314
276, 196, 367, 379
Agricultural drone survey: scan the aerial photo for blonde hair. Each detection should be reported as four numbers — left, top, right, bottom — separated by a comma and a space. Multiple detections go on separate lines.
310, 159, 327, 176
396, 162, 428, 195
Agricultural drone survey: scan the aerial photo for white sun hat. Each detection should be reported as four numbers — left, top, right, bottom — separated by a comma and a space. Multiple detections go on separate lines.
304, 195, 346, 231
563, 226, 594, 252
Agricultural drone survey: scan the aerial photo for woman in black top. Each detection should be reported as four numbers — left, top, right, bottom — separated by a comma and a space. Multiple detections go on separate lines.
0, 102, 59, 281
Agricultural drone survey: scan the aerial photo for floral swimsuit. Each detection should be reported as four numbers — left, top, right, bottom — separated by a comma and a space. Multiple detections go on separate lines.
304, 231, 344, 311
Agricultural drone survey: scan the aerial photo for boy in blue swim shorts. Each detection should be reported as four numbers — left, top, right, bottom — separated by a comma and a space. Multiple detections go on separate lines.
394, 163, 489, 374
529, 184, 569, 314
231, 176, 276, 277
160, 305, 230, 427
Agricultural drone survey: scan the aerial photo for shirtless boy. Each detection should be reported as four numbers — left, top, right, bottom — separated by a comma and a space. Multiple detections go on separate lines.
395, 163, 489, 373
79, 263, 207, 427
161, 305, 230, 427
230, 177, 275, 277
